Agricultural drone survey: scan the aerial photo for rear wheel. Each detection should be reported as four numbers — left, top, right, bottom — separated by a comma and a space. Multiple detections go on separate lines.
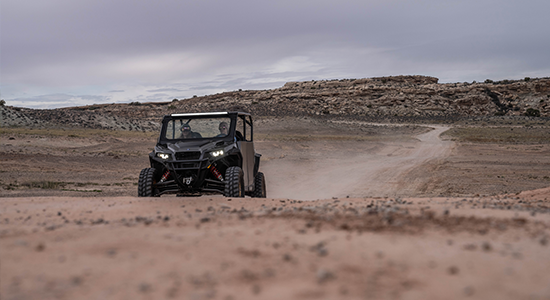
252, 172, 267, 198
138, 168, 158, 197
224, 166, 244, 197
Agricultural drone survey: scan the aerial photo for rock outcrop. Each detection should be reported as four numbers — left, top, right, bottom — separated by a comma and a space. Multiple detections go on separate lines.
2, 75, 549, 131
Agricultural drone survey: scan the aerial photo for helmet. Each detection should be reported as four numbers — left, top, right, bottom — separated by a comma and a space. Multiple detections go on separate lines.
181, 124, 191, 131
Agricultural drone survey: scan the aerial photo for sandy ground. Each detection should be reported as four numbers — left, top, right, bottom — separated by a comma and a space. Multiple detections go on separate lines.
2, 120, 550, 299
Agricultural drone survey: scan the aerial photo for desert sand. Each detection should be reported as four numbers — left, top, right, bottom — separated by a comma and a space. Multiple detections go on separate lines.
1, 119, 550, 299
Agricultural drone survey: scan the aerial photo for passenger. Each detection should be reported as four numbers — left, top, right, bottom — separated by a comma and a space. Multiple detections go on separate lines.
180, 124, 202, 138
216, 122, 229, 137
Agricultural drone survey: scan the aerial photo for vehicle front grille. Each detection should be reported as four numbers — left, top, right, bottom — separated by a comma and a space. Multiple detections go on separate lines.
173, 162, 199, 169
175, 151, 201, 160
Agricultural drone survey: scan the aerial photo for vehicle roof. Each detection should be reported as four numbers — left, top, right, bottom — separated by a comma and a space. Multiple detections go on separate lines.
169, 111, 250, 117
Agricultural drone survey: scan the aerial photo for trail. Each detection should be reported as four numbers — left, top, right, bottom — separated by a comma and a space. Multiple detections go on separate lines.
263, 126, 454, 200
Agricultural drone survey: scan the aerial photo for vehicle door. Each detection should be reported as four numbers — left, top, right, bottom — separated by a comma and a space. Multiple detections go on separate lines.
237, 115, 255, 192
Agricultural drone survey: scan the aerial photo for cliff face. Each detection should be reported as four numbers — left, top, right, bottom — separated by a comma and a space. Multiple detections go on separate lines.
2, 75, 549, 131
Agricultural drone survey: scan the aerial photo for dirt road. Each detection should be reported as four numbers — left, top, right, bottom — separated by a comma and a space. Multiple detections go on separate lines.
263, 125, 453, 200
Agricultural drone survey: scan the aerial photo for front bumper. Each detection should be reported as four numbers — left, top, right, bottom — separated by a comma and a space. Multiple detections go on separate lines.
152, 154, 225, 196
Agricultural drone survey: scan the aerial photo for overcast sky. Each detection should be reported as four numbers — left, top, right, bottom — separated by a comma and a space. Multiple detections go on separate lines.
1, 0, 549, 109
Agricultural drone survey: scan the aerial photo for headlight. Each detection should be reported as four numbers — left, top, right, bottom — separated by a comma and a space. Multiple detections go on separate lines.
211, 150, 224, 157
156, 153, 171, 160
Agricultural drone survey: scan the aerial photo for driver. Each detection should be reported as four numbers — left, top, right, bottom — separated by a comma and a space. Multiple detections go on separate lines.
180, 124, 202, 138
216, 121, 229, 137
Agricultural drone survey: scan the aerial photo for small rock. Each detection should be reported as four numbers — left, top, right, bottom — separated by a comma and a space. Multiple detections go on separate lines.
71, 276, 83, 286
482, 242, 492, 252
139, 283, 151, 293
218, 203, 231, 209
106, 248, 117, 257
36, 243, 45, 252
310, 242, 328, 257
448, 266, 459, 275
317, 269, 335, 283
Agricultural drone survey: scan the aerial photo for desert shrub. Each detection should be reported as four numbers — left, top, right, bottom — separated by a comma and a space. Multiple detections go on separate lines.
0, 99, 5, 106
524, 108, 541, 117
524, 77, 531, 82
129, 101, 141, 106
485, 79, 493, 83
172, 98, 179, 102
167, 105, 176, 109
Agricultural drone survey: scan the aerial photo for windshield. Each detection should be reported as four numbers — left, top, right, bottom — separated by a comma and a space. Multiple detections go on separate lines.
164, 117, 232, 140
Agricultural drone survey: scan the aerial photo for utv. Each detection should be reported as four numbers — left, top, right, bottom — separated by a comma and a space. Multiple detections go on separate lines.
138, 112, 267, 198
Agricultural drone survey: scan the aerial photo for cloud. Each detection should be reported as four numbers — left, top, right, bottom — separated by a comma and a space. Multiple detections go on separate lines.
146, 88, 186, 93
8, 94, 111, 109
1, 0, 549, 108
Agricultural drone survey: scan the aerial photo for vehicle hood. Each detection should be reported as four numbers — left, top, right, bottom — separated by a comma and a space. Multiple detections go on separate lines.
159, 139, 226, 153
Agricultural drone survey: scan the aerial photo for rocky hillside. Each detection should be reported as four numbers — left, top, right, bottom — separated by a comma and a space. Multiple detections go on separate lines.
2, 75, 549, 131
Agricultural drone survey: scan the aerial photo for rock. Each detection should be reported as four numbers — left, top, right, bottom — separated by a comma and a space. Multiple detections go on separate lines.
35, 243, 46, 252
3, 76, 549, 130
448, 266, 459, 275
317, 269, 335, 283
482, 242, 492, 252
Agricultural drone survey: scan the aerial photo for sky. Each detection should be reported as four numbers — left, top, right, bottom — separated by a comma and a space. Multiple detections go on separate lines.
1, 0, 549, 109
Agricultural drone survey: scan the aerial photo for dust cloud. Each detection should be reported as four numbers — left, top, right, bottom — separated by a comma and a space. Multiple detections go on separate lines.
261, 126, 453, 200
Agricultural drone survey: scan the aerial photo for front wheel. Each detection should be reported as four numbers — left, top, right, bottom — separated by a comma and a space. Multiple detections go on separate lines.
252, 172, 267, 198
138, 168, 158, 197
224, 166, 244, 197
